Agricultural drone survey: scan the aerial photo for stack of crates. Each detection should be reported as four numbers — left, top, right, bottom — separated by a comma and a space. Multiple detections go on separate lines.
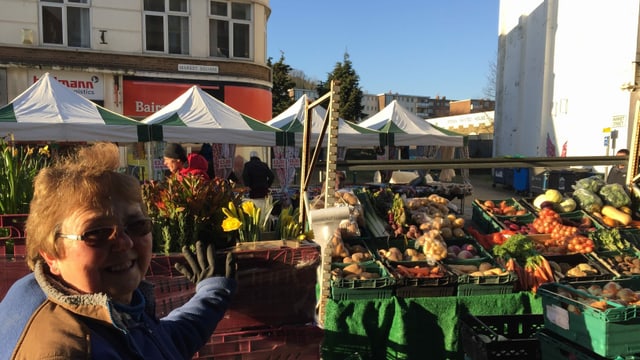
529, 168, 598, 195
147, 241, 324, 360
537, 279, 640, 359
192, 241, 323, 360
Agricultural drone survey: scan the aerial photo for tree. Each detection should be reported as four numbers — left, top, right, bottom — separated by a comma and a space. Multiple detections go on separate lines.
316, 52, 365, 122
482, 54, 497, 100
269, 52, 296, 117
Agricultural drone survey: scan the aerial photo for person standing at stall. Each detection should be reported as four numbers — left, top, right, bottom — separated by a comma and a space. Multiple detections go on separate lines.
607, 148, 630, 186
242, 151, 274, 199
163, 142, 210, 181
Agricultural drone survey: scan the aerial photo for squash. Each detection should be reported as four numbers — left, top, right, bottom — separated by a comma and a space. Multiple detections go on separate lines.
533, 194, 548, 209
544, 189, 563, 203
601, 205, 632, 226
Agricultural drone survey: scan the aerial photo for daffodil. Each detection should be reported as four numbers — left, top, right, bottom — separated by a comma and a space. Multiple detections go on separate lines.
221, 217, 242, 231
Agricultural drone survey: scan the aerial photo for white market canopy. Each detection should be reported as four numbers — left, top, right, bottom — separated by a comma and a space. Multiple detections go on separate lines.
142, 85, 281, 146
267, 94, 379, 147
0, 72, 143, 142
358, 100, 464, 147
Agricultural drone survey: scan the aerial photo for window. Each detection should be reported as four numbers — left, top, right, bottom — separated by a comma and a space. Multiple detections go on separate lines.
144, 0, 190, 55
40, 0, 90, 48
209, 1, 252, 59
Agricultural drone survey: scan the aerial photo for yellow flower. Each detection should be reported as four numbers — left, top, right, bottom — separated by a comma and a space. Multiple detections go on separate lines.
241, 201, 255, 216
222, 217, 242, 232
38, 145, 50, 157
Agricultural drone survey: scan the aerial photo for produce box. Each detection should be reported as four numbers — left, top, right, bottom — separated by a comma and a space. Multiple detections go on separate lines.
471, 200, 508, 234
443, 237, 494, 265
536, 330, 624, 360
330, 261, 395, 301
459, 313, 544, 360
544, 253, 614, 283
390, 260, 457, 298
587, 249, 640, 277
538, 278, 640, 358
447, 256, 518, 297
620, 227, 640, 248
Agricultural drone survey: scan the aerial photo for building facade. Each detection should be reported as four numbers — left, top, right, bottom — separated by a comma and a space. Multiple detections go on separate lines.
0, 0, 273, 121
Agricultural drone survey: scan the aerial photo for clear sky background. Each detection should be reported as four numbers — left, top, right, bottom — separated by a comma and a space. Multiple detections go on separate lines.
267, 0, 500, 100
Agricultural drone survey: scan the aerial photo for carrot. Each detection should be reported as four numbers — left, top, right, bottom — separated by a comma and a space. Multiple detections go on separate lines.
540, 257, 556, 282
532, 264, 550, 284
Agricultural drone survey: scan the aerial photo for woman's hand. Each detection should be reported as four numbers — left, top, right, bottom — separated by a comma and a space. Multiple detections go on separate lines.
175, 241, 236, 284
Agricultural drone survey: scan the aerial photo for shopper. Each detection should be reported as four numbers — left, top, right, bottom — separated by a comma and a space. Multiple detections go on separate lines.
606, 148, 629, 186
242, 151, 275, 198
163, 142, 210, 181
0, 142, 236, 359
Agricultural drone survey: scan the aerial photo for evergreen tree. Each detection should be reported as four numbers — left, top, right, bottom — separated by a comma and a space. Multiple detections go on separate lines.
316, 52, 365, 122
269, 53, 296, 117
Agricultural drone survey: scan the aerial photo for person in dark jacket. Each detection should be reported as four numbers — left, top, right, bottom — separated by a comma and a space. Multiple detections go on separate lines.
242, 151, 274, 198
607, 148, 629, 186
0, 142, 236, 359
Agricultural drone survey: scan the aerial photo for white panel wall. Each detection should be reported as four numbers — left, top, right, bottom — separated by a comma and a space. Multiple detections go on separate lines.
496, 0, 640, 163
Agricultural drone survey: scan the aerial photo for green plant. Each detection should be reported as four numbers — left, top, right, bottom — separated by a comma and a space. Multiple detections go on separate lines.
142, 175, 240, 253
0, 137, 50, 214
221, 195, 279, 243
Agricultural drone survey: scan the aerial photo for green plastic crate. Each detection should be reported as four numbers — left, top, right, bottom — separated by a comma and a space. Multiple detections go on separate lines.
620, 228, 640, 248
544, 253, 614, 283
390, 260, 457, 298
472, 201, 506, 234
536, 330, 640, 360
330, 261, 395, 301
459, 314, 543, 360
587, 248, 640, 277
444, 237, 494, 265
538, 278, 640, 358
455, 269, 518, 297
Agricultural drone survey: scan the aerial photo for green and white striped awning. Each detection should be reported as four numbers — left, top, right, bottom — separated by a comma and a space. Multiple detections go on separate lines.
142, 86, 281, 146
0, 73, 143, 142
358, 100, 464, 147
267, 94, 379, 147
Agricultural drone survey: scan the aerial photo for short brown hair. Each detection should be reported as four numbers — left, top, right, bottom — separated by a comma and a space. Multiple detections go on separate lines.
25, 143, 144, 269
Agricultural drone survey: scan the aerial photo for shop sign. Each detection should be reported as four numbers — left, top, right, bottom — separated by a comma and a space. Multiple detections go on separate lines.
29, 70, 103, 100
178, 64, 219, 74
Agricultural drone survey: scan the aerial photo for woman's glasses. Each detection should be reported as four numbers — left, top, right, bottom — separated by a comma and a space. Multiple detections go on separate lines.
56, 218, 152, 247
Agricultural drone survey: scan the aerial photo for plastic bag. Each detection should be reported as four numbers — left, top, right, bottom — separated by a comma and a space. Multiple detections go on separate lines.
572, 188, 603, 213
572, 175, 605, 193
598, 183, 631, 208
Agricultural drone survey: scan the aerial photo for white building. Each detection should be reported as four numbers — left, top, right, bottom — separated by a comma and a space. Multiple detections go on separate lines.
495, 0, 640, 163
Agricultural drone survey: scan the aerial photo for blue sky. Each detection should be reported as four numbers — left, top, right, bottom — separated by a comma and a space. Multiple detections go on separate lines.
267, 0, 500, 100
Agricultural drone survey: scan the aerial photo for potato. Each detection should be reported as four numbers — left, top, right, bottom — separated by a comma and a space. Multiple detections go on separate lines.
342, 263, 363, 276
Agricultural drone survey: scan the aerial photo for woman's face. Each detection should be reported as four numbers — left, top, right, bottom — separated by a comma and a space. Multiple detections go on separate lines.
44, 200, 153, 304
163, 157, 183, 174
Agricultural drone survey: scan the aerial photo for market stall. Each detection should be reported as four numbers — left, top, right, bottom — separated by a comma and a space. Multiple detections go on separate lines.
0, 72, 144, 142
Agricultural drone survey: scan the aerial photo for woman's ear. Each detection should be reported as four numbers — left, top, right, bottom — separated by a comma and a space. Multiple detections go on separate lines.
40, 250, 60, 275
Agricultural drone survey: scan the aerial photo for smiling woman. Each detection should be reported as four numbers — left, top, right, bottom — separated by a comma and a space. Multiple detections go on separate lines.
0, 142, 237, 359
